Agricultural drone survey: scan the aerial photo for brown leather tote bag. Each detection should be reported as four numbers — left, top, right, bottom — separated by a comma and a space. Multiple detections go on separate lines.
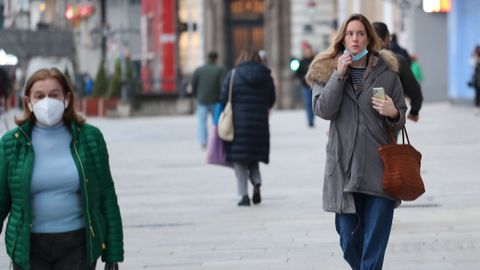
379, 127, 425, 201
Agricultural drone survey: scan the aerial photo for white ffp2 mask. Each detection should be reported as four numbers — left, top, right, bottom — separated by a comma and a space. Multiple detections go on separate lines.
29, 98, 68, 126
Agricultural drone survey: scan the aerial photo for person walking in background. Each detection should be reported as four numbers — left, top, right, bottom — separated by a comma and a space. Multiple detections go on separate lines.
0, 68, 123, 270
0, 67, 11, 108
389, 33, 411, 67
192, 51, 227, 149
468, 45, 480, 115
373, 22, 423, 122
295, 41, 315, 127
306, 14, 407, 269
83, 73, 94, 96
410, 54, 424, 84
220, 48, 276, 206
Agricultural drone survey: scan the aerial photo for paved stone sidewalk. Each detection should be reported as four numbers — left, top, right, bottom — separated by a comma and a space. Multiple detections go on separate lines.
0, 103, 479, 269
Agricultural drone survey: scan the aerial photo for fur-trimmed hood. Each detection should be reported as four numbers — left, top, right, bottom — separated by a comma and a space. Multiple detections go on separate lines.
306, 49, 399, 86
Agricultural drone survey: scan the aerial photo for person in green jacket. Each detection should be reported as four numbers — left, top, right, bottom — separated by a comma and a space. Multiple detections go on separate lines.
410, 54, 424, 84
0, 68, 123, 270
191, 51, 226, 149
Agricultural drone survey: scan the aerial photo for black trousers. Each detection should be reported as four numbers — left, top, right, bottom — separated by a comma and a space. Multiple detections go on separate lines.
13, 228, 96, 270
475, 88, 480, 107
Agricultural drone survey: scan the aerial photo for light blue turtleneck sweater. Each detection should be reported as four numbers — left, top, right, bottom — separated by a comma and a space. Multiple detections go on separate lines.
30, 123, 85, 233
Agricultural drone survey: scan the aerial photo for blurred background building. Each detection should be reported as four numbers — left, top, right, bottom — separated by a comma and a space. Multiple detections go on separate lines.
0, 0, 478, 116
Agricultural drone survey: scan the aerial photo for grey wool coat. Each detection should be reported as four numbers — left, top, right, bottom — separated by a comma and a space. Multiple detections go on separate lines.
308, 50, 407, 214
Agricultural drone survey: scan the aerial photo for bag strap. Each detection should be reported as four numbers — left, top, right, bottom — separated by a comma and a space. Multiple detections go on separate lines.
227, 69, 236, 102
401, 126, 411, 145
387, 126, 411, 145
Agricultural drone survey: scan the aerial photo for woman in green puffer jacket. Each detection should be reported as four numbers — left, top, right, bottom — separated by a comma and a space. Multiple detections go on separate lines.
0, 68, 123, 270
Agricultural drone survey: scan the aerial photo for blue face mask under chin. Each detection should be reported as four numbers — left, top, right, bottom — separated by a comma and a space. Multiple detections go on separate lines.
344, 48, 369, 62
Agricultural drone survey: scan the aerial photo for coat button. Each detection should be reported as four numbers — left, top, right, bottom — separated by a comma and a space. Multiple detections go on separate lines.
15, 133, 19, 138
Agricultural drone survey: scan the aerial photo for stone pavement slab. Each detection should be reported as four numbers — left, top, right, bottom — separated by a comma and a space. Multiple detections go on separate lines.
0, 103, 479, 269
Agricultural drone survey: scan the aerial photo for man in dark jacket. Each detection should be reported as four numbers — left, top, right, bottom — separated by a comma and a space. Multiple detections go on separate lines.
373, 22, 423, 122
295, 41, 315, 127
0, 67, 11, 101
390, 33, 411, 67
192, 51, 226, 148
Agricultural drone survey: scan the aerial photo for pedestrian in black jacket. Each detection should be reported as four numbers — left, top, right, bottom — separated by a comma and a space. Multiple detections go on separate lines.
468, 45, 480, 115
390, 33, 411, 67
373, 22, 423, 122
220, 48, 276, 206
295, 42, 315, 127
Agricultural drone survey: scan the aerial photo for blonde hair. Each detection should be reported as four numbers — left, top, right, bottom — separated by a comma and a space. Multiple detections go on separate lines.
16, 68, 85, 125
306, 14, 382, 82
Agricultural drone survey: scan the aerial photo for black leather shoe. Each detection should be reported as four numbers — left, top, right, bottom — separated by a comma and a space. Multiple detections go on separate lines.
238, 195, 250, 206
252, 185, 261, 204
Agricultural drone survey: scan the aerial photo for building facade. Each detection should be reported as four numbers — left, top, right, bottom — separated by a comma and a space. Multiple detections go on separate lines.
448, 0, 480, 103
4, 0, 468, 114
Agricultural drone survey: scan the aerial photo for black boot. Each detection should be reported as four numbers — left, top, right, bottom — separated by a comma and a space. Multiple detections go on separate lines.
252, 184, 261, 204
238, 195, 251, 206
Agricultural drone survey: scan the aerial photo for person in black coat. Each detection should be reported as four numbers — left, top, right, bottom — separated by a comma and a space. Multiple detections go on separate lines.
390, 33, 411, 67
373, 22, 423, 122
468, 46, 480, 115
220, 48, 276, 206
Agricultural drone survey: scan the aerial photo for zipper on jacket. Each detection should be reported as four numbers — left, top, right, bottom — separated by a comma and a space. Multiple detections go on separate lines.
17, 126, 34, 267
340, 100, 360, 213
17, 127, 32, 144
73, 138, 94, 261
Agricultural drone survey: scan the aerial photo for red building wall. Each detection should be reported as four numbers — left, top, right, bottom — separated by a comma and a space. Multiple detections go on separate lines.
141, 0, 176, 93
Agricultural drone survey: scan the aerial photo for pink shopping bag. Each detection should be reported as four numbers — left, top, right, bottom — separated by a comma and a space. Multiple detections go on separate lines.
206, 126, 233, 167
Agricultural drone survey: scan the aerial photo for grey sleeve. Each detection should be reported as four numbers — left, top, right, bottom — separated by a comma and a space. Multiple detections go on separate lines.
312, 70, 346, 120
385, 74, 407, 130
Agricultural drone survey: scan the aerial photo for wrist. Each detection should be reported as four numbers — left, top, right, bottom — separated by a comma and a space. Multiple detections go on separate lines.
388, 109, 400, 121
335, 69, 346, 80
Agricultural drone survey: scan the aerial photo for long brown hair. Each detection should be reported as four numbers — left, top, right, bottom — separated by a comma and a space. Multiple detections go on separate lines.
306, 14, 382, 81
16, 68, 85, 126
235, 47, 262, 66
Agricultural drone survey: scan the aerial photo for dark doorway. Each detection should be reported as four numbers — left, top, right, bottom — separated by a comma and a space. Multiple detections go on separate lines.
225, 0, 264, 68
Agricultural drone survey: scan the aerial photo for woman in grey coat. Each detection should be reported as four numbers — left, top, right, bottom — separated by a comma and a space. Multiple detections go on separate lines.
306, 14, 407, 269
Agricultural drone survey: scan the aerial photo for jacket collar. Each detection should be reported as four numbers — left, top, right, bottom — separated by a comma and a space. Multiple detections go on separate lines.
307, 49, 399, 85
17, 120, 81, 140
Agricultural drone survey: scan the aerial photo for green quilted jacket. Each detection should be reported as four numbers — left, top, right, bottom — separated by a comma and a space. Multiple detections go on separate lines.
0, 121, 124, 270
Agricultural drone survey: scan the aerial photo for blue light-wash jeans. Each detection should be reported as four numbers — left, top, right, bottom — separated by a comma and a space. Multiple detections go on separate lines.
302, 85, 314, 127
197, 103, 216, 146
335, 193, 395, 270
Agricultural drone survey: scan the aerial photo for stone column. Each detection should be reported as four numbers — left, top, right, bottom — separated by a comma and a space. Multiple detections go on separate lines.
265, 0, 291, 109
203, 0, 226, 65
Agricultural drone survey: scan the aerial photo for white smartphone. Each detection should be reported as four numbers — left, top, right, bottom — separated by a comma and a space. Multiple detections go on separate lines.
372, 87, 386, 100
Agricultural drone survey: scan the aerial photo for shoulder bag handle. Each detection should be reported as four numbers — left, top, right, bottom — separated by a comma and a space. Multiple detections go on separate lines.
387, 126, 411, 145
228, 69, 236, 102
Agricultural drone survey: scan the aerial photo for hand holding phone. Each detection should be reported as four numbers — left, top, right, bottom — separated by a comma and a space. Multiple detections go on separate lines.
372, 87, 399, 118
372, 87, 386, 100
